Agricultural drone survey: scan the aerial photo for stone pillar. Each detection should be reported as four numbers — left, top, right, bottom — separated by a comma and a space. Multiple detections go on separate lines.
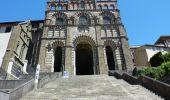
38, 40, 47, 72
72, 49, 76, 76
64, 27, 73, 75
51, 49, 54, 72
96, 26, 107, 74
23, 60, 28, 74
22, 46, 28, 60
7, 58, 14, 75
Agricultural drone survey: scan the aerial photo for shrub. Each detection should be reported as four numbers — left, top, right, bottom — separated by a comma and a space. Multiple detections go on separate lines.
160, 61, 170, 75
149, 52, 164, 67
163, 52, 170, 62
140, 67, 164, 79
139, 61, 170, 79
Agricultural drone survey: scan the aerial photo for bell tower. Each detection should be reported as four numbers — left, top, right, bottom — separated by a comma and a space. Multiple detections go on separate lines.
38, 0, 133, 75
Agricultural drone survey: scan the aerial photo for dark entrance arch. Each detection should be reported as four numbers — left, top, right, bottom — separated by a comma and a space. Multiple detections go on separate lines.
106, 46, 115, 70
76, 43, 94, 75
54, 46, 63, 72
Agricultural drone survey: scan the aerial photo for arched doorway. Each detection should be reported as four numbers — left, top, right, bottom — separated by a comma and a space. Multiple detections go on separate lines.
76, 42, 94, 75
54, 46, 63, 72
106, 46, 115, 70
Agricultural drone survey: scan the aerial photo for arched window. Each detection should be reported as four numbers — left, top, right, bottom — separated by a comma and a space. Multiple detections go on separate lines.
79, 16, 88, 25
80, 1, 85, 9
58, 4, 62, 10
63, 5, 67, 10
51, 5, 55, 10
103, 5, 108, 10
103, 16, 111, 24
106, 46, 115, 70
56, 18, 64, 25
109, 4, 115, 10
98, 5, 102, 10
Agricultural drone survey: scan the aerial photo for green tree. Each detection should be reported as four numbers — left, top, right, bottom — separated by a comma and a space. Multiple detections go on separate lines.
149, 52, 164, 67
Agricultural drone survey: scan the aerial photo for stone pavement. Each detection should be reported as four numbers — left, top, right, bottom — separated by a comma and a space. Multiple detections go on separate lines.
20, 75, 163, 100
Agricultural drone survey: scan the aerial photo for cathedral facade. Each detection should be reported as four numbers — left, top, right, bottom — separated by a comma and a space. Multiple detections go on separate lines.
38, 0, 133, 75
0, 0, 133, 78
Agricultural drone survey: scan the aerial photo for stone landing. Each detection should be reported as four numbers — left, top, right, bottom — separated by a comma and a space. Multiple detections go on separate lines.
20, 75, 163, 100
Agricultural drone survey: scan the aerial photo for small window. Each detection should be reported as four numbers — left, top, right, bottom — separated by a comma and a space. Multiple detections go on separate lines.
103, 5, 108, 10
51, 6, 55, 10
79, 16, 88, 25
109, 5, 115, 10
103, 16, 111, 24
58, 4, 62, 10
98, 5, 102, 10
5, 27, 12, 32
56, 18, 64, 25
80, 1, 85, 9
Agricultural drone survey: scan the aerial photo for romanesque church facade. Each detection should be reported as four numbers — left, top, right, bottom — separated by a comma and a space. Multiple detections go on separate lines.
0, 0, 133, 79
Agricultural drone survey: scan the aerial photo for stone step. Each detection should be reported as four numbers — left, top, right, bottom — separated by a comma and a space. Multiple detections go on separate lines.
20, 75, 163, 100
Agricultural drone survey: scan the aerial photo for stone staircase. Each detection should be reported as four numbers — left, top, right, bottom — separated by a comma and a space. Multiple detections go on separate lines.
20, 75, 163, 100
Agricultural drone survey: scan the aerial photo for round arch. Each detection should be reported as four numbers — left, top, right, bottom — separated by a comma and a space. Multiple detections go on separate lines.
104, 40, 117, 70
73, 35, 99, 75
51, 41, 65, 73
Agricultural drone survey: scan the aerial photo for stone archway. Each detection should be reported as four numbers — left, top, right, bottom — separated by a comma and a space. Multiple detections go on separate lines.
104, 40, 117, 71
105, 46, 115, 70
54, 46, 63, 72
73, 35, 98, 75
52, 41, 64, 73
76, 42, 94, 75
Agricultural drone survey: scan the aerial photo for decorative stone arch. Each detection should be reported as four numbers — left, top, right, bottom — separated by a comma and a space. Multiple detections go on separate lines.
100, 11, 115, 24
51, 41, 65, 73
103, 4, 108, 10
72, 35, 99, 75
73, 11, 93, 25
73, 35, 96, 48
78, 13, 91, 25
57, 4, 63, 10
103, 40, 118, 70
110, 4, 115, 10
52, 12, 68, 25
98, 4, 102, 10
52, 41, 64, 49
49, 2, 57, 10
104, 40, 117, 50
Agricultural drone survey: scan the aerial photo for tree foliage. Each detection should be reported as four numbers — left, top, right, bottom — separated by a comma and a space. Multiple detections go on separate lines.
149, 52, 164, 67
139, 61, 170, 79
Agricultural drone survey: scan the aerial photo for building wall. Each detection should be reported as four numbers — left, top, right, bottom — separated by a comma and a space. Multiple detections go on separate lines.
1, 22, 33, 79
0, 32, 12, 67
134, 46, 169, 67
38, 0, 133, 75
134, 47, 148, 67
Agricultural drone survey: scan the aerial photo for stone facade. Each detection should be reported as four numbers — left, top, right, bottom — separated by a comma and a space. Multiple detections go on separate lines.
132, 45, 169, 67
38, 0, 133, 75
0, 21, 33, 78
0, 0, 133, 78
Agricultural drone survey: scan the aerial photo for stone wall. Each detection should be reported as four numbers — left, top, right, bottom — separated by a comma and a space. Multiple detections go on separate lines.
109, 71, 170, 99
0, 79, 34, 100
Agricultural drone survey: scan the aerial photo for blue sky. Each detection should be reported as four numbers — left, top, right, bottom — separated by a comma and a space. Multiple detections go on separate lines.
0, 0, 170, 46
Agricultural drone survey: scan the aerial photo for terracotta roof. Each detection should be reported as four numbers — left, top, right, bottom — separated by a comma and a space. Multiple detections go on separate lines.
155, 35, 170, 44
